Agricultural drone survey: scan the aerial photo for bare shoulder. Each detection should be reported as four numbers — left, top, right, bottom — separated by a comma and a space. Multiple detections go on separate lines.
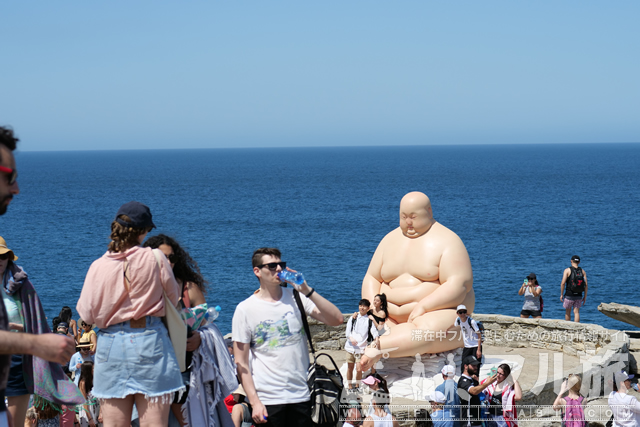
380, 227, 404, 245
430, 222, 465, 244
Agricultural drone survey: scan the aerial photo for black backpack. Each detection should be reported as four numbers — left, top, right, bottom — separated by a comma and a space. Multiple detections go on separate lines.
461, 317, 485, 342
568, 267, 586, 295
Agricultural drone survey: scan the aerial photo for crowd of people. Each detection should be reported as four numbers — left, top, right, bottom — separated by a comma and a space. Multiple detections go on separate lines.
0, 126, 636, 427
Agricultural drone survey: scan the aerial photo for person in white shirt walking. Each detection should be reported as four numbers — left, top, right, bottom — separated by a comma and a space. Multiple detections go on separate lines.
346, 299, 379, 391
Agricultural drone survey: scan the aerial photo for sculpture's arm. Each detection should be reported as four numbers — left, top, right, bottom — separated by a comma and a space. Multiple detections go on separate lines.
409, 241, 472, 321
362, 242, 385, 303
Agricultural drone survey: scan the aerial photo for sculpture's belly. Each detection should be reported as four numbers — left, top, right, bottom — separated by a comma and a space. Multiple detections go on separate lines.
381, 274, 440, 306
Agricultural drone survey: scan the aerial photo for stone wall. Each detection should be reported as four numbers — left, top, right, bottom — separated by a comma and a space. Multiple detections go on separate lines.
307, 313, 627, 358
474, 313, 623, 358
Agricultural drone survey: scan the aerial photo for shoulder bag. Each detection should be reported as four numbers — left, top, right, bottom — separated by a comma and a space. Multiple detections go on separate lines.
292, 290, 345, 427
151, 248, 188, 372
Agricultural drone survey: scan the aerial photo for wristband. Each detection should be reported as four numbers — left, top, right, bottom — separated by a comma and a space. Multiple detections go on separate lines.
305, 288, 315, 298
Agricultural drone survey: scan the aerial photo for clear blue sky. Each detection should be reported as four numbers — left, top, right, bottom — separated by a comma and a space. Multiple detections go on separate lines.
2, 2, 639, 151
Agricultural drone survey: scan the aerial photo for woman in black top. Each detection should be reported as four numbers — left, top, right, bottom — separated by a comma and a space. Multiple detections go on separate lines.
368, 294, 389, 331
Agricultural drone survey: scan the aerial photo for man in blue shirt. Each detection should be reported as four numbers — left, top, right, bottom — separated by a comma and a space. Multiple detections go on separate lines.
68, 342, 95, 385
436, 364, 460, 426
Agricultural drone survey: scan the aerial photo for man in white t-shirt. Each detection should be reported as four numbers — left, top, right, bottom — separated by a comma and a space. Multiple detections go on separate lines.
453, 304, 482, 362
345, 299, 378, 391
232, 247, 344, 427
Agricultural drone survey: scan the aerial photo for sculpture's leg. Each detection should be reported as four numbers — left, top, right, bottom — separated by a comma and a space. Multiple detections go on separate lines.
361, 309, 463, 370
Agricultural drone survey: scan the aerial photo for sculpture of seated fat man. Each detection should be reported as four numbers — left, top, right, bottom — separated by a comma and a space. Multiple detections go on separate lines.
360, 191, 474, 370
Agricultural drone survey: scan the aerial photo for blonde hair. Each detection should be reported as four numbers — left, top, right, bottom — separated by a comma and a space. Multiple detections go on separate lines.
568, 374, 582, 394
25, 406, 38, 422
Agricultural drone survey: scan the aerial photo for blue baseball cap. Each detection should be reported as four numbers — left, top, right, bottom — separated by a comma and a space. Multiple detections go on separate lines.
115, 201, 156, 229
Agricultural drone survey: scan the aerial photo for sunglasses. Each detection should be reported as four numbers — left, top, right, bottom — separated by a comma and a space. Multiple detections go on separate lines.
80, 347, 90, 352
258, 261, 287, 271
0, 166, 17, 186
165, 253, 177, 263
457, 310, 467, 314
0, 253, 11, 261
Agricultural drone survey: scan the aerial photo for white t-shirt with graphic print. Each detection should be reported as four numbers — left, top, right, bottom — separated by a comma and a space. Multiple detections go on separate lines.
232, 288, 317, 405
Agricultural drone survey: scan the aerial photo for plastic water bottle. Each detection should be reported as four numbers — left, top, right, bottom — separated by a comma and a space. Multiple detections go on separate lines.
278, 270, 305, 286
206, 305, 221, 322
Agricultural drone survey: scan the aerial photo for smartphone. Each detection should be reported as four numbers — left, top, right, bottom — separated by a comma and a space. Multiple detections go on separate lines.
523, 278, 528, 286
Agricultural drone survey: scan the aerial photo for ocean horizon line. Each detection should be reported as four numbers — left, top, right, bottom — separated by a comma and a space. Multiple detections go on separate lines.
17, 140, 640, 154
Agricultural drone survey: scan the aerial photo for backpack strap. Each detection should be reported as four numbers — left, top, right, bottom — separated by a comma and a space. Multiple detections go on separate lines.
467, 317, 479, 333
292, 289, 316, 355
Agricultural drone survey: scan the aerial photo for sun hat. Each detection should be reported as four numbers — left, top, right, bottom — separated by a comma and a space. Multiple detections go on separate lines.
456, 304, 467, 312
232, 384, 246, 396
441, 364, 455, 377
0, 236, 18, 261
362, 375, 381, 386
115, 201, 156, 229
429, 390, 446, 403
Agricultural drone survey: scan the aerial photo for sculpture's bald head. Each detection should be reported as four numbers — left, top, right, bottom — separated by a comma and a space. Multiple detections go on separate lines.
399, 191, 434, 238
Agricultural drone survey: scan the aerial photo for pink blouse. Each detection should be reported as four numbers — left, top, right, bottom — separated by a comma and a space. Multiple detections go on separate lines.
77, 246, 180, 328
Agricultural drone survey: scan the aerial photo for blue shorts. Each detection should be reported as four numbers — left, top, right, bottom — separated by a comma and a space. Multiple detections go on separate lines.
93, 316, 184, 400
5, 354, 29, 397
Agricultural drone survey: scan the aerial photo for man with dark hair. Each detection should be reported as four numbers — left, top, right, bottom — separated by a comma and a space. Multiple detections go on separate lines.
458, 356, 496, 427
0, 126, 75, 427
345, 298, 378, 391
560, 255, 588, 322
233, 247, 343, 427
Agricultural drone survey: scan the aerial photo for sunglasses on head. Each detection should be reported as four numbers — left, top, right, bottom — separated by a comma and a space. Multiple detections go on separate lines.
258, 262, 287, 271
0, 165, 17, 186
457, 310, 467, 314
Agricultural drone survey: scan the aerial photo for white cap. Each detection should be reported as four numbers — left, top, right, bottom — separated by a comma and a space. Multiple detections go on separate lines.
429, 390, 446, 403
441, 364, 455, 377
456, 304, 467, 312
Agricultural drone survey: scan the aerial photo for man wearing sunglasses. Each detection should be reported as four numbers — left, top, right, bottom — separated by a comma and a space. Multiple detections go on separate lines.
0, 127, 75, 427
233, 247, 343, 427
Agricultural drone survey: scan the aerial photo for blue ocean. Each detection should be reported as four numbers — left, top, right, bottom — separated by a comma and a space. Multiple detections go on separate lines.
4, 143, 639, 334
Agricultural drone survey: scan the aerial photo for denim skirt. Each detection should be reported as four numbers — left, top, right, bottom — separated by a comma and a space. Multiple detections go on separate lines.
93, 316, 184, 400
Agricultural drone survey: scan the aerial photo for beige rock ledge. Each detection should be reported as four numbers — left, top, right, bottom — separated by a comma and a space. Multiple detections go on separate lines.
308, 313, 630, 426
598, 302, 640, 328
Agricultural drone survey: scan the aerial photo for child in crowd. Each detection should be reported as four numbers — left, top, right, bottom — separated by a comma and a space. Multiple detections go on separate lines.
345, 299, 379, 391
68, 341, 95, 385
553, 374, 585, 427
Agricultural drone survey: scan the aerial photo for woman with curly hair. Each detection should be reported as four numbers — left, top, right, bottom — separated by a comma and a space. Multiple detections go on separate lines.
143, 234, 207, 341
77, 202, 184, 426
144, 234, 208, 426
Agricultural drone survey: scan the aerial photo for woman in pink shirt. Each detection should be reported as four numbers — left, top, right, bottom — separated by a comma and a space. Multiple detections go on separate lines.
77, 202, 184, 427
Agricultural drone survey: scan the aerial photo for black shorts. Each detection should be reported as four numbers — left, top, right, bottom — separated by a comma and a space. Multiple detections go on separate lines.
462, 346, 482, 361
521, 309, 542, 317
